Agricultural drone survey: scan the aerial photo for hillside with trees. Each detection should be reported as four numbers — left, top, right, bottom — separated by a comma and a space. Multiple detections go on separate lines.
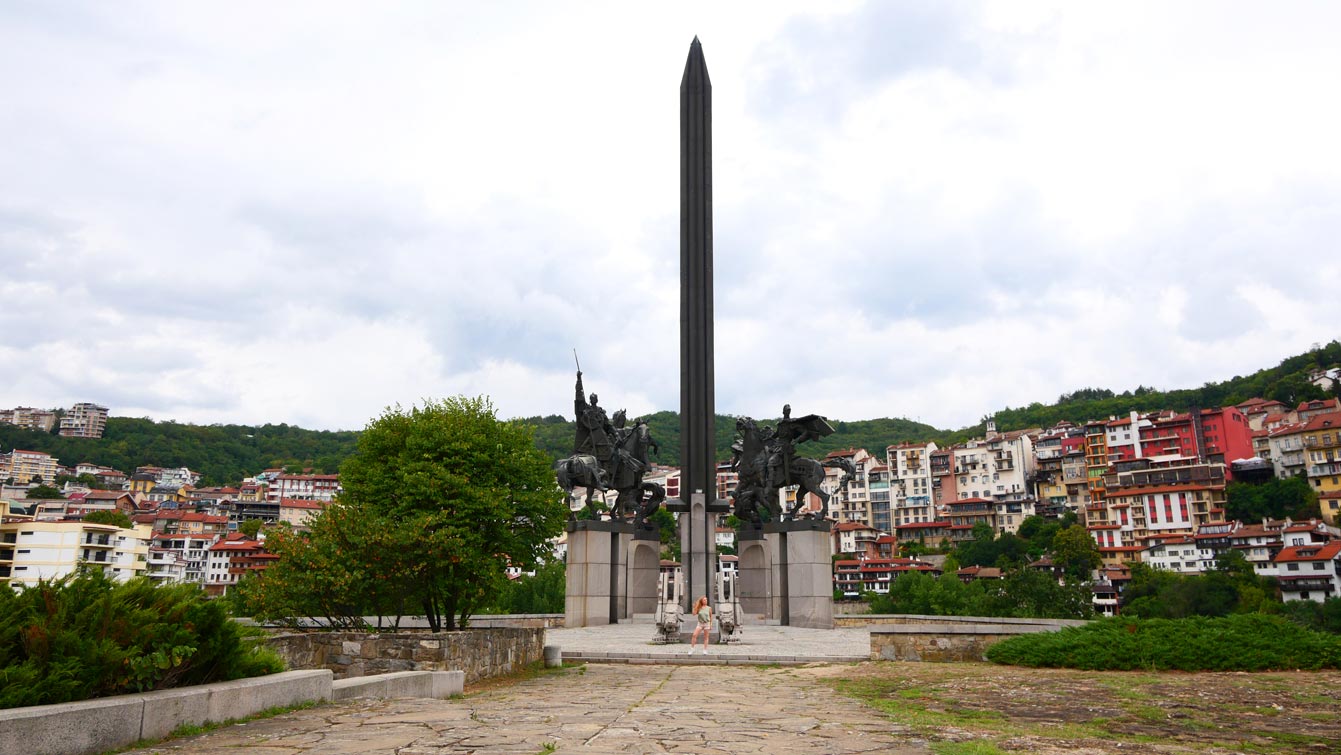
3, 340, 1336, 484
0, 418, 357, 486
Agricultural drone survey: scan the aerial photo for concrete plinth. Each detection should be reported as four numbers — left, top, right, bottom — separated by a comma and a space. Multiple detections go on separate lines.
735, 524, 771, 622
765, 520, 834, 630
565, 520, 633, 627
626, 524, 662, 617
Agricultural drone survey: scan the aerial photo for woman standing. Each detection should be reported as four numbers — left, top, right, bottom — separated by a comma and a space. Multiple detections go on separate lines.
689, 595, 711, 654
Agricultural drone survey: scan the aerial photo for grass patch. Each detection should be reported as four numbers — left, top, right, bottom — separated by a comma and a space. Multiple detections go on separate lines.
931, 743, 1006, 755
102, 699, 323, 754
985, 615, 1341, 671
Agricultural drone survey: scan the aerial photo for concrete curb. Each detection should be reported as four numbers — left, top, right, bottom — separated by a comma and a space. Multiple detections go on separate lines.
0, 670, 335, 755
0, 668, 476, 755
332, 670, 465, 700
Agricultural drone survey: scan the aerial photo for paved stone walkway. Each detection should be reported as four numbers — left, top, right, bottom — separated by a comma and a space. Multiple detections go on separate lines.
124, 663, 928, 755
549, 623, 872, 664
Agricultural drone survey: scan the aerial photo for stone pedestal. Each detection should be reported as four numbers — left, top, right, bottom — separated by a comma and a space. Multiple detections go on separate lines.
626, 522, 662, 618
735, 521, 772, 621
765, 520, 834, 630
564, 520, 632, 627
669, 492, 729, 611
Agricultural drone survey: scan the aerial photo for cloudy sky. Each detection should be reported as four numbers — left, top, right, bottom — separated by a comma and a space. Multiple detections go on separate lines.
2, 2, 1338, 432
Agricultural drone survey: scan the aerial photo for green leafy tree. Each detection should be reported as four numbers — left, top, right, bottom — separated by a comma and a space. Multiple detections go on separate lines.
250, 397, 567, 631
238, 519, 264, 538
24, 484, 63, 499
494, 560, 566, 614
1225, 476, 1320, 522
83, 510, 132, 528
1051, 525, 1102, 580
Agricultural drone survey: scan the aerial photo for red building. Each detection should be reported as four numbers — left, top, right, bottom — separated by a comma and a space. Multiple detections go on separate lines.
1137, 407, 1255, 476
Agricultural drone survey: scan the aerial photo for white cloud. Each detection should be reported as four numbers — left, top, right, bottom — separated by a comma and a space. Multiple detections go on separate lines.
1, 1, 1338, 433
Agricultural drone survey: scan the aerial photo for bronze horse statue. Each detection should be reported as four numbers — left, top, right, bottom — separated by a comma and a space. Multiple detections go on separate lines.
730, 415, 848, 522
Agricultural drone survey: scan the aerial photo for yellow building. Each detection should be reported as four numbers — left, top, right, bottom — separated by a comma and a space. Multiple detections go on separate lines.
6, 449, 58, 484
1301, 412, 1341, 514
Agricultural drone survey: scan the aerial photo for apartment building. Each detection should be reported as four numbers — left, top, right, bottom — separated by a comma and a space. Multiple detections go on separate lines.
951, 425, 1036, 533
887, 442, 937, 529
0, 407, 57, 432
146, 532, 217, 584
204, 534, 278, 596
266, 473, 342, 503
59, 402, 109, 438
6, 449, 58, 484
1087, 457, 1228, 564
0, 521, 151, 587
1274, 541, 1341, 602
1300, 412, 1341, 500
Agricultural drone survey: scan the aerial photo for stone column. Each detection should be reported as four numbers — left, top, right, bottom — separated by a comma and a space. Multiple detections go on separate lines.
626, 523, 662, 619
564, 519, 633, 627
765, 519, 834, 630
735, 521, 772, 622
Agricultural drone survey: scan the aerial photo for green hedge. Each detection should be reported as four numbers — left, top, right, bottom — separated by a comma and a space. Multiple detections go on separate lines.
0, 572, 284, 708
984, 614, 1341, 671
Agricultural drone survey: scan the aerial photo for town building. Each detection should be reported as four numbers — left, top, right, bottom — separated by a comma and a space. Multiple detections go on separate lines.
59, 403, 109, 438
1274, 540, 1341, 602
887, 442, 937, 530
204, 534, 278, 596
6, 449, 58, 484
266, 473, 342, 503
0, 407, 57, 432
0, 521, 151, 587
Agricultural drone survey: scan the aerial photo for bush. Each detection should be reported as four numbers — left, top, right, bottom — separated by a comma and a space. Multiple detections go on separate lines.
985, 614, 1341, 671
0, 572, 284, 708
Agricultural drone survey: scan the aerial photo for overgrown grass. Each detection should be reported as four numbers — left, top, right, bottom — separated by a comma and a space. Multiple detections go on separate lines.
985, 614, 1341, 671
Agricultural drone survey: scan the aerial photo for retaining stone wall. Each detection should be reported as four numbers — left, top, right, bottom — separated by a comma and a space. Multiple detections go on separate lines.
869, 620, 1082, 662
266, 628, 544, 684
838, 613, 1089, 628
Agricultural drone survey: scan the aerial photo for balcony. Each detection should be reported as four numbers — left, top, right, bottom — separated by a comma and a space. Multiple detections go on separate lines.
1310, 462, 1341, 477
83, 534, 113, 547
81, 551, 110, 563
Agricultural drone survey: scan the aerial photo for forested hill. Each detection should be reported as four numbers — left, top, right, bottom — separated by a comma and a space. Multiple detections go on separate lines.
987, 339, 1341, 434
4, 341, 1336, 486
0, 418, 357, 487
524, 411, 944, 465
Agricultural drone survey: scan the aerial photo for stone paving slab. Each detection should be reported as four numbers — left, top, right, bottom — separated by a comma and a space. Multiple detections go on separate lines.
548, 623, 873, 664
120, 663, 928, 755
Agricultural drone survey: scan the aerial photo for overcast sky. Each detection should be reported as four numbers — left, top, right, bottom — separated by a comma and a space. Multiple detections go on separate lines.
2, 2, 1338, 433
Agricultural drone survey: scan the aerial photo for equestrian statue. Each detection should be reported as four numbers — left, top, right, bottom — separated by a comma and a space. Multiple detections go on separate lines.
555, 369, 665, 525
729, 406, 854, 523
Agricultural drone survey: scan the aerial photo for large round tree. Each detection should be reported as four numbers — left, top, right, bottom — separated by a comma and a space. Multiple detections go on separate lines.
250, 397, 566, 630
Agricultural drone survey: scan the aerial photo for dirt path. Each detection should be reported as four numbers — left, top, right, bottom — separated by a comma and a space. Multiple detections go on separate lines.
798, 661, 1341, 754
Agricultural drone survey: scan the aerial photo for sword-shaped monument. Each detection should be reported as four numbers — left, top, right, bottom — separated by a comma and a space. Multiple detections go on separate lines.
665, 37, 731, 614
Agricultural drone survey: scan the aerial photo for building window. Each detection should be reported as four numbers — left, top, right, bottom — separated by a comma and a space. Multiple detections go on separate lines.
1288, 563, 1300, 571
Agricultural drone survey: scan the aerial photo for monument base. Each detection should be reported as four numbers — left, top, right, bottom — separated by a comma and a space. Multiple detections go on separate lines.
564, 520, 633, 627
626, 522, 662, 618
735, 523, 772, 622
765, 519, 834, 630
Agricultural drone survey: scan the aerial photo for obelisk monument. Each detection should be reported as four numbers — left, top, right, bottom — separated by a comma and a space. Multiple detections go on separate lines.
672, 37, 728, 612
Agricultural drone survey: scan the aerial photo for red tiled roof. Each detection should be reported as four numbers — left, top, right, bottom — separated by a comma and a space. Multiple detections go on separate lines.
1275, 541, 1341, 563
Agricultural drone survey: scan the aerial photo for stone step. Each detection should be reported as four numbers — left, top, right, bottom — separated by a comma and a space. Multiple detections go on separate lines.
561, 650, 868, 665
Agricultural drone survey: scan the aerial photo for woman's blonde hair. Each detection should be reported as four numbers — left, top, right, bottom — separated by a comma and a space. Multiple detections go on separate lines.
694, 595, 708, 610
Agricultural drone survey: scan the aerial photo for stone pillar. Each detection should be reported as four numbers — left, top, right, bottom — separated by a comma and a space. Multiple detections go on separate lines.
735, 521, 772, 622
765, 519, 834, 630
564, 519, 633, 627
626, 523, 662, 618
677, 492, 721, 610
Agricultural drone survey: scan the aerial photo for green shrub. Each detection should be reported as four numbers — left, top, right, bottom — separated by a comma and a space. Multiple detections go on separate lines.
985, 614, 1341, 671
0, 571, 284, 708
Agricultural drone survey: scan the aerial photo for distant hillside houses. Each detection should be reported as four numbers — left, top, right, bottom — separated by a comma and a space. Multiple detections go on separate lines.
0, 402, 108, 438
0, 461, 335, 593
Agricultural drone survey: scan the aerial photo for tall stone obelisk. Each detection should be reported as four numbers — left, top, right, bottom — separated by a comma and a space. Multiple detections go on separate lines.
675, 37, 727, 611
